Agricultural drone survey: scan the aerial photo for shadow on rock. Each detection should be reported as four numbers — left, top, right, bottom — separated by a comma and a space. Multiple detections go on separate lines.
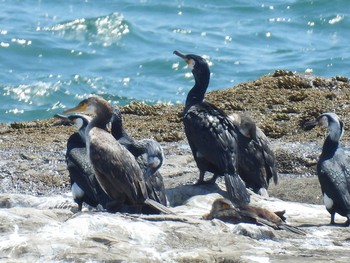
166, 182, 227, 207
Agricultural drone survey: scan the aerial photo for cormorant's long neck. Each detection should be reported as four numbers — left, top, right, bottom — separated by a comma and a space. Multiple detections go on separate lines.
110, 113, 134, 145
320, 119, 343, 159
185, 69, 210, 111
320, 136, 339, 159
86, 107, 112, 136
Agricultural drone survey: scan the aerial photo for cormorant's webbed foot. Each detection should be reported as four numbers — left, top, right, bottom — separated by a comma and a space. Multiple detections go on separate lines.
194, 175, 218, 185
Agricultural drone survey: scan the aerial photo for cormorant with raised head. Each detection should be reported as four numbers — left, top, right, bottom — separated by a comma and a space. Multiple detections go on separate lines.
63, 97, 171, 214
173, 50, 250, 206
110, 107, 167, 206
228, 113, 278, 196
55, 114, 112, 211
306, 112, 350, 225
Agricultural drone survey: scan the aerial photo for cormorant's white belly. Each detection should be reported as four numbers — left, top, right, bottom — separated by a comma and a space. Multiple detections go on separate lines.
323, 192, 334, 210
72, 182, 84, 200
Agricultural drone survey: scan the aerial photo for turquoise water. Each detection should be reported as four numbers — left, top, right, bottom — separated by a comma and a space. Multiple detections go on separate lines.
0, 0, 348, 123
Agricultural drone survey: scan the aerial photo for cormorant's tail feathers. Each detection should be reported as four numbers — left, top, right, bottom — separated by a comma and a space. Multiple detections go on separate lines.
224, 174, 250, 206
144, 198, 174, 214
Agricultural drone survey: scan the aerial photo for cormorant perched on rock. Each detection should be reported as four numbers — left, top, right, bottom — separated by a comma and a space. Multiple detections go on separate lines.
204, 198, 305, 235
55, 114, 112, 211
228, 113, 278, 196
110, 108, 167, 206
63, 97, 171, 214
306, 112, 350, 225
174, 50, 250, 206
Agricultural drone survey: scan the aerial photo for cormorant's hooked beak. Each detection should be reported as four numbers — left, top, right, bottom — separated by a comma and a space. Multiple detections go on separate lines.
54, 113, 80, 126
173, 50, 187, 59
63, 100, 88, 114
303, 119, 318, 131
174, 50, 195, 70
54, 113, 71, 123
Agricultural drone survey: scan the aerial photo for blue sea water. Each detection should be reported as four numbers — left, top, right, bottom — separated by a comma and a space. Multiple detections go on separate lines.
0, 0, 349, 123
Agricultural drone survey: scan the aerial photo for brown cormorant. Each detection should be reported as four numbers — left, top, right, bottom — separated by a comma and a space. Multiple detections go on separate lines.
63, 97, 171, 214
228, 113, 278, 196
173, 50, 250, 206
306, 112, 350, 225
110, 108, 167, 206
54, 114, 112, 211
204, 198, 305, 235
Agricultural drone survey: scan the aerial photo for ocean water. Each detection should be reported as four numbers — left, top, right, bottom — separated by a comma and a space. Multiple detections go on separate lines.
0, 0, 348, 123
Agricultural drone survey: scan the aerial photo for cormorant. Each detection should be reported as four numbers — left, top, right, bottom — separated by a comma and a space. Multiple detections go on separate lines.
54, 114, 112, 211
204, 198, 305, 235
174, 50, 250, 206
63, 97, 171, 214
110, 108, 167, 206
306, 112, 350, 225
228, 113, 278, 196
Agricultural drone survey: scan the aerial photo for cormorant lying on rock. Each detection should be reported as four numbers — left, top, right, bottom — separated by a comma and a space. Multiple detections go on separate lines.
228, 113, 278, 196
55, 114, 112, 211
174, 50, 250, 206
63, 97, 172, 214
204, 198, 305, 235
306, 112, 350, 226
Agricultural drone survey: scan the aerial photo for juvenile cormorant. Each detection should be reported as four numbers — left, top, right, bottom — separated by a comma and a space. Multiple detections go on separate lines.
110, 108, 167, 206
306, 112, 350, 225
55, 114, 112, 211
228, 113, 278, 196
174, 50, 250, 206
64, 97, 171, 214
204, 198, 305, 235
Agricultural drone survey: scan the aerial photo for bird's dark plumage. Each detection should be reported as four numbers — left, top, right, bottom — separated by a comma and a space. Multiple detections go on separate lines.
229, 113, 278, 196
307, 112, 350, 225
64, 97, 171, 214
174, 50, 249, 206
110, 108, 167, 206
204, 198, 305, 235
55, 114, 112, 211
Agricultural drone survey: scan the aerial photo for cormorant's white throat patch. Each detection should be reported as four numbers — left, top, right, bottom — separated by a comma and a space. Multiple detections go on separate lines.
188, 59, 195, 70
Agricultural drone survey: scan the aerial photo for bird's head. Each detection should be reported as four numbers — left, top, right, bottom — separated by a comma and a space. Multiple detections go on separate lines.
63, 97, 113, 123
173, 50, 210, 83
305, 112, 344, 142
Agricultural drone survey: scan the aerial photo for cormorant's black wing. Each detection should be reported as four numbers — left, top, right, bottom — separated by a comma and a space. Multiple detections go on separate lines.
183, 101, 239, 172
184, 101, 250, 205
66, 133, 112, 209
236, 133, 268, 192
66, 133, 100, 208
318, 150, 350, 213
255, 127, 278, 185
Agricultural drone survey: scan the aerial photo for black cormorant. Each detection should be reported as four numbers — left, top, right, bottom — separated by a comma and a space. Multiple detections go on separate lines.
204, 198, 305, 235
110, 108, 167, 206
55, 114, 112, 211
63, 97, 171, 214
228, 113, 278, 196
306, 112, 350, 225
174, 50, 250, 206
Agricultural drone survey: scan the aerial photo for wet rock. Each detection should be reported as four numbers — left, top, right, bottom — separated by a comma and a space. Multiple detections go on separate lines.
1, 72, 350, 262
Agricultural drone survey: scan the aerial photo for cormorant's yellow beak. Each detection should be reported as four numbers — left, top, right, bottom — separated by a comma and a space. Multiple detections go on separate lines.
63, 99, 88, 114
